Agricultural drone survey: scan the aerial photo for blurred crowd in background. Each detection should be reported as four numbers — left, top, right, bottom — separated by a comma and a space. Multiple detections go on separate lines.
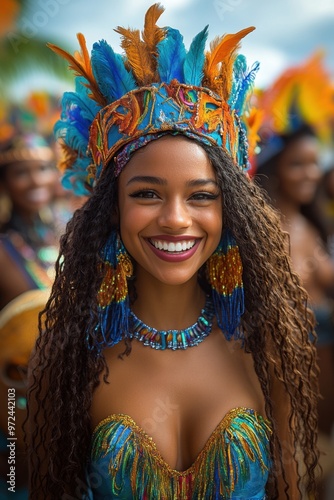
0, 1, 334, 499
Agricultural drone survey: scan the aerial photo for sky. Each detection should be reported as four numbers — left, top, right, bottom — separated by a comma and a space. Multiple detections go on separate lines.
8, 0, 334, 97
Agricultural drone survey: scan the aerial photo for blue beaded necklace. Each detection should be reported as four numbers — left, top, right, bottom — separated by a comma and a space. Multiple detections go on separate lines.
128, 295, 215, 350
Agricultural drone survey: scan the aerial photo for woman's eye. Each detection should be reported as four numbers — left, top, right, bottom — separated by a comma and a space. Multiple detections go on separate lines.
40, 164, 52, 172
190, 192, 219, 201
129, 190, 158, 199
13, 169, 29, 178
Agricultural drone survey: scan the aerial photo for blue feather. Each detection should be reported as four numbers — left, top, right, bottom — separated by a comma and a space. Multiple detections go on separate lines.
61, 91, 97, 126
65, 125, 88, 155
91, 40, 136, 101
157, 28, 186, 83
230, 58, 260, 113
74, 76, 101, 119
183, 26, 208, 86
62, 158, 91, 196
229, 54, 247, 108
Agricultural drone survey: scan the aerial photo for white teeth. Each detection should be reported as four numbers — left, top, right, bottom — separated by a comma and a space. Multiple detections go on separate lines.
151, 239, 196, 253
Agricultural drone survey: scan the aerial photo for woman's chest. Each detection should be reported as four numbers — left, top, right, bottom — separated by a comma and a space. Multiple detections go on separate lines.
90, 332, 265, 471
88, 406, 271, 500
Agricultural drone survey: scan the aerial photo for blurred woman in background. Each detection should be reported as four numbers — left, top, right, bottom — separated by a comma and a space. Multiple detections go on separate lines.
0, 132, 59, 309
254, 53, 334, 498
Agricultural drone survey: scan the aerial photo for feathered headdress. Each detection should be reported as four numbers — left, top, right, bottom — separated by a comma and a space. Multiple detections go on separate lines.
254, 51, 334, 167
49, 3, 259, 195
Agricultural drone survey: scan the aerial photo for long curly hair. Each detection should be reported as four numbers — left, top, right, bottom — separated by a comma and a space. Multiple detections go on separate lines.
27, 140, 319, 499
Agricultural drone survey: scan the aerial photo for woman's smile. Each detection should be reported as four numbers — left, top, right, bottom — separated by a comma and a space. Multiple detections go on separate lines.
146, 236, 201, 262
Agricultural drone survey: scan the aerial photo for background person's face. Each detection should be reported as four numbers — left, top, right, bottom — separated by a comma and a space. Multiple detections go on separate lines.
276, 135, 321, 206
1, 160, 56, 215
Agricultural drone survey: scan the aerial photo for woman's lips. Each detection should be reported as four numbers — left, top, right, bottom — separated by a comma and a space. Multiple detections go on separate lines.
146, 237, 201, 262
25, 188, 51, 203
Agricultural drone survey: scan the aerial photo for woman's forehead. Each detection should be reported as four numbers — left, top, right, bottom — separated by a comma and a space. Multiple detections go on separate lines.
119, 136, 215, 182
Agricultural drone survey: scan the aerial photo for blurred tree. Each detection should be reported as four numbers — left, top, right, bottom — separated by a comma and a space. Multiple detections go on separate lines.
0, 0, 73, 94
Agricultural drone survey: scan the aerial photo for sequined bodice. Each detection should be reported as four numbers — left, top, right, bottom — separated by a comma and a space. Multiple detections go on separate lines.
87, 407, 271, 499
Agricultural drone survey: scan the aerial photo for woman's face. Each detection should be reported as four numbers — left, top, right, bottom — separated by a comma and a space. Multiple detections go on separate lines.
276, 135, 321, 205
118, 136, 223, 287
1, 160, 56, 215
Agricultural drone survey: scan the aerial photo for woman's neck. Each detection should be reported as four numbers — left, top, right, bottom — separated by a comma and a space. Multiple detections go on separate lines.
131, 273, 206, 331
274, 195, 301, 224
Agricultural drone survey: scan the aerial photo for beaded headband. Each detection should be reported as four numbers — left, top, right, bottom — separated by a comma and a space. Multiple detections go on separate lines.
50, 3, 259, 195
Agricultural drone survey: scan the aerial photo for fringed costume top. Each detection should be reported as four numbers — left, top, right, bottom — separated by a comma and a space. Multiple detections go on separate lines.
87, 407, 271, 499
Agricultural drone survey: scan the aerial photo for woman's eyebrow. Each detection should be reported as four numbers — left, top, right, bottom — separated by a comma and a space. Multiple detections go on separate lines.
186, 179, 219, 188
126, 176, 218, 187
126, 176, 167, 186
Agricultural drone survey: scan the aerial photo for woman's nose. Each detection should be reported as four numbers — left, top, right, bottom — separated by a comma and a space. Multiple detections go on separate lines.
29, 168, 54, 187
158, 198, 192, 230
306, 162, 321, 182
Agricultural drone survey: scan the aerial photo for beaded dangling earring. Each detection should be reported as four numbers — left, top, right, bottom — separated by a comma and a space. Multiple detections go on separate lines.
207, 228, 244, 340
91, 230, 133, 350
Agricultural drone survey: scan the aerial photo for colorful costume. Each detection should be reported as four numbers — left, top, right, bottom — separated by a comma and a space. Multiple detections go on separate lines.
88, 408, 271, 499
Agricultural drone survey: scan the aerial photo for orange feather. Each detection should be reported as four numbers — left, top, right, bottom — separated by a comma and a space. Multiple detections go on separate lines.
115, 26, 155, 85
142, 3, 166, 52
206, 27, 255, 70
76, 33, 92, 75
59, 142, 78, 173
203, 27, 255, 98
47, 35, 106, 107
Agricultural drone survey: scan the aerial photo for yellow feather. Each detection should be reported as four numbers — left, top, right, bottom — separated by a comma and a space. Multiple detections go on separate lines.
115, 26, 155, 85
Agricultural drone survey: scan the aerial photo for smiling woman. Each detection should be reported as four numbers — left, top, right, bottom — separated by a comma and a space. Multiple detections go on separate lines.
27, 4, 319, 499
0, 133, 59, 309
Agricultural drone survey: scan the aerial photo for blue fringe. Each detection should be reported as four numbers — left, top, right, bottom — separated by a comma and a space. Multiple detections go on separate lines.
211, 229, 245, 341
88, 231, 130, 352
212, 286, 244, 341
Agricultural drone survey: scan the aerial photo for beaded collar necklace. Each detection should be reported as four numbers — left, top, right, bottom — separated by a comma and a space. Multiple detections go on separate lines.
129, 295, 215, 350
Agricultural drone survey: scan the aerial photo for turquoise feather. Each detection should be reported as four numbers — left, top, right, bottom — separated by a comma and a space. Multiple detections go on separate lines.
157, 27, 186, 83
73, 77, 101, 120
230, 55, 260, 113
91, 40, 136, 101
229, 54, 247, 109
62, 158, 91, 196
183, 25, 208, 86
